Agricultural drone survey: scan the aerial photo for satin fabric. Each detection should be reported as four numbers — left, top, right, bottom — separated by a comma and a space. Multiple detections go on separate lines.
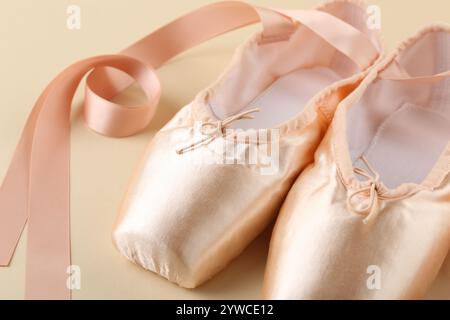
113, 84, 370, 288
0, 1, 272, 299
0, 0, 380, 299
113, 1, 381, 288
264, 24, 450, 300
114, 100, 328, 288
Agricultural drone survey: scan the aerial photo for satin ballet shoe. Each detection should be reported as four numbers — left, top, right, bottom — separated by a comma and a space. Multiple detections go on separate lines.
112, 0, 382, 288
264, 24, 450, 300
0, 0, 381, 299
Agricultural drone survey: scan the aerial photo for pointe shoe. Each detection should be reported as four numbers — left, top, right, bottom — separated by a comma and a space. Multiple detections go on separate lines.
113, 0, 381, 288
264, 24, 450, 300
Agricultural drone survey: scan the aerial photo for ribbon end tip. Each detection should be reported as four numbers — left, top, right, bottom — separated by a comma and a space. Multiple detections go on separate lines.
0, 257, 12, 267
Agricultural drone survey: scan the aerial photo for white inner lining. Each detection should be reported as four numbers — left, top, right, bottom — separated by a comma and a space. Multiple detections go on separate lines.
226, 67, 341, 129
205, 2, 380, 129
354, 103, 450, 188
348, 31, 450, 189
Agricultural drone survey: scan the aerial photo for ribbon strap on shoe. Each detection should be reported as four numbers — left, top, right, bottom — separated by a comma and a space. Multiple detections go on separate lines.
0, 1, 379, 299
381, 62, 450, 84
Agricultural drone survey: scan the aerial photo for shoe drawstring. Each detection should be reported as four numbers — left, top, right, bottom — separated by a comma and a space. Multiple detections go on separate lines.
176, 108, 260, 154
346, 156, 391, 224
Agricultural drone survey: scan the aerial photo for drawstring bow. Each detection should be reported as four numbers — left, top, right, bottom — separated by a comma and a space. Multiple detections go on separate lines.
176, 108, 260, 154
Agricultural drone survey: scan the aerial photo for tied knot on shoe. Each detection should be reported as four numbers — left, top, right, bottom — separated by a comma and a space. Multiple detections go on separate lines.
347, 156, 389, 225
176, 108, 260, 154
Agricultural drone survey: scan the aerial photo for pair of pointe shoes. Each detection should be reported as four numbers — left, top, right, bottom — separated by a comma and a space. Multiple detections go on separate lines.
113, 1, 450, 299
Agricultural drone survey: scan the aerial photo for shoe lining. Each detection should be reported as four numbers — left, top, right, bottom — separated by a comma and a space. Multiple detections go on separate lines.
229, 67, 341, 130
207, 1, 379, 128
355, 103, 450, 188
348, 31, 450, 189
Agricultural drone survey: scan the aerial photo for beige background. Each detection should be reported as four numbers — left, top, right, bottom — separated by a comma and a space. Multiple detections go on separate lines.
0, 0, 449, 299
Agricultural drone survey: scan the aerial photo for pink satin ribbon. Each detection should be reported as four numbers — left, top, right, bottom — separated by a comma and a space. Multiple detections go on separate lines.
0, 1, 379, 299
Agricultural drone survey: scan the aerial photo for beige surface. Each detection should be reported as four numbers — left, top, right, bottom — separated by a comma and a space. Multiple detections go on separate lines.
0, 0, 449, 300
